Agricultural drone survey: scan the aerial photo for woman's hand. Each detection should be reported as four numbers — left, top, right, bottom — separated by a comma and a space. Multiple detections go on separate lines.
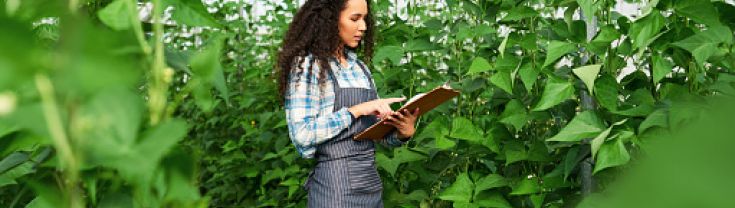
348, 97, 406, 119
384, 108, 420, 140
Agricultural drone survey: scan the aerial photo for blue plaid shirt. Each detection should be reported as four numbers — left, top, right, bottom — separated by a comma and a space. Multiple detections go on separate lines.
285, 51, 406, 159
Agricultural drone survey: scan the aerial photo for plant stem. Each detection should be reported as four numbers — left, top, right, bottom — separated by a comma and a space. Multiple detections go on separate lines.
35, 74, 83, 208
128, 0, 151, 55
148, 0, 168, 125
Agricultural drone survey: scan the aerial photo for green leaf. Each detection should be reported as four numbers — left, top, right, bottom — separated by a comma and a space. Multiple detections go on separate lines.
563, 146, 580, 181
0, 123, 18, 138
375, 153, 398, 177
0, 162, 33, 187
590, 119, 628, 159
439, 172, 474, 202
530, 194, 546, 208
415, 119, 449, 142
532, 77, 575, 111
377, 148, 427, 177
502, 6, 539, 21
572, 64, 602, 95
490, 71, 513, 94
588, 26, 621, 55
594, 74, 619, 110
374, 45, 404, 65
163, 0, 221, 28
475, 192, 512, 208
77, 89, 143, 163
500, 100, 528, 131
190, 35, 229, 107
674, 0, 722, 27
510, 178, 541, 195
547, 111, 606, 142
406, 38, 440, 51
0, 152, 29, 173
518, 63, 539, 91
652, 55, 674, 84
498, 35, 509, 58
450, 117, 484, 143
504, 141, 527, 165
97, 0, 134, 30
593, 137, 630, 174
628, 10, 665, 51
467, 57, 492, 74
474, 174, 508, 193
639, 108, 668, 134
591, 126, 612, 160
436, 136, 457, 149
542, 41, 577, 68
577, 0, 597, 24
672, 25, 733, 65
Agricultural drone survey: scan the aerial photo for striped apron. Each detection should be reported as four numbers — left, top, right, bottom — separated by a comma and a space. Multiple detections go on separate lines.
305, 61, 383, 208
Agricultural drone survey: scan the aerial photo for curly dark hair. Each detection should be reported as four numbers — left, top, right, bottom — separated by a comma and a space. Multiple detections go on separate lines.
276, 0, 375, 102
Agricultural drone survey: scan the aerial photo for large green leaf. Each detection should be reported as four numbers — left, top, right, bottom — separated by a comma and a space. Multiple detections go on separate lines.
415, 118, 449, 142
376, 148, 427, 177
77, 89, 143, 162
562, 146, 581, 181
639, 108, 668, 134
672, 25, 733, 65
628, 10, 665, 50
542, 41, 577, 68
502, 6, 539, 21
577, 0, 597, 24
572, 64, 601, 95
97, 0, 134, 30
0, 123, 18, 138
163, 0, 221, 28
436, 136, 457, 149
467, 57, 492, 74
594, 74, 619, 110
499, 99, 528, 131
652, 55, 674, 84
591, 119, 627, 159
475, 192, 512, 208
504, 141, 527, 165
374, 45, 404, 65
518, 63, 539, 91
474, 174, 508, 193
450, 117, 484, 143
0, 152, 29, 174
593, 137, 630, 174
406, 38, 440, 51
588, 26, 621, 55
439, 172, 474, 202
0, 162, 34, 187
490, 71, 513, 94
510, 178, 541, 195
532, 77, 575, 111
547, 111, 606, 142
590, 127, 612, 160
674, 0, 721, 27
190, 35, 229, 108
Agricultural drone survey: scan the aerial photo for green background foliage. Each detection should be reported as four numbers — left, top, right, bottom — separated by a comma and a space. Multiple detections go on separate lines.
1, 0, 735, 207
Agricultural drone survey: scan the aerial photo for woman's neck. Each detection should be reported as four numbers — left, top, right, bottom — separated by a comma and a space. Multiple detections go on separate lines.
334, 46, 348, 68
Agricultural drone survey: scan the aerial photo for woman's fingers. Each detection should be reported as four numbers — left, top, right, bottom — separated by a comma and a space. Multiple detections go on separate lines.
382, 97, 406, 104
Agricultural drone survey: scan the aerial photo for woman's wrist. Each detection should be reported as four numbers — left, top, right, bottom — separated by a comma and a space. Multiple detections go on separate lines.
347, 107, 360, 118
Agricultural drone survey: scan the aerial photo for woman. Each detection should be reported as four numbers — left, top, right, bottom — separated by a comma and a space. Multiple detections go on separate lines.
276, 0, 420, 207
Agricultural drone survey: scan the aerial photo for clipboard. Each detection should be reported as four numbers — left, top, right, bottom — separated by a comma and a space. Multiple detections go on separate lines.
354, 83, 460, 140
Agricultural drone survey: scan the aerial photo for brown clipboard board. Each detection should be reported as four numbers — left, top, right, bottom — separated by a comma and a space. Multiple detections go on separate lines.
354, 85, 460, 141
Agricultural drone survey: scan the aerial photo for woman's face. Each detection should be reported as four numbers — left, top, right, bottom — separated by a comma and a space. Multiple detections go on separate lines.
338, 0, 368, 49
